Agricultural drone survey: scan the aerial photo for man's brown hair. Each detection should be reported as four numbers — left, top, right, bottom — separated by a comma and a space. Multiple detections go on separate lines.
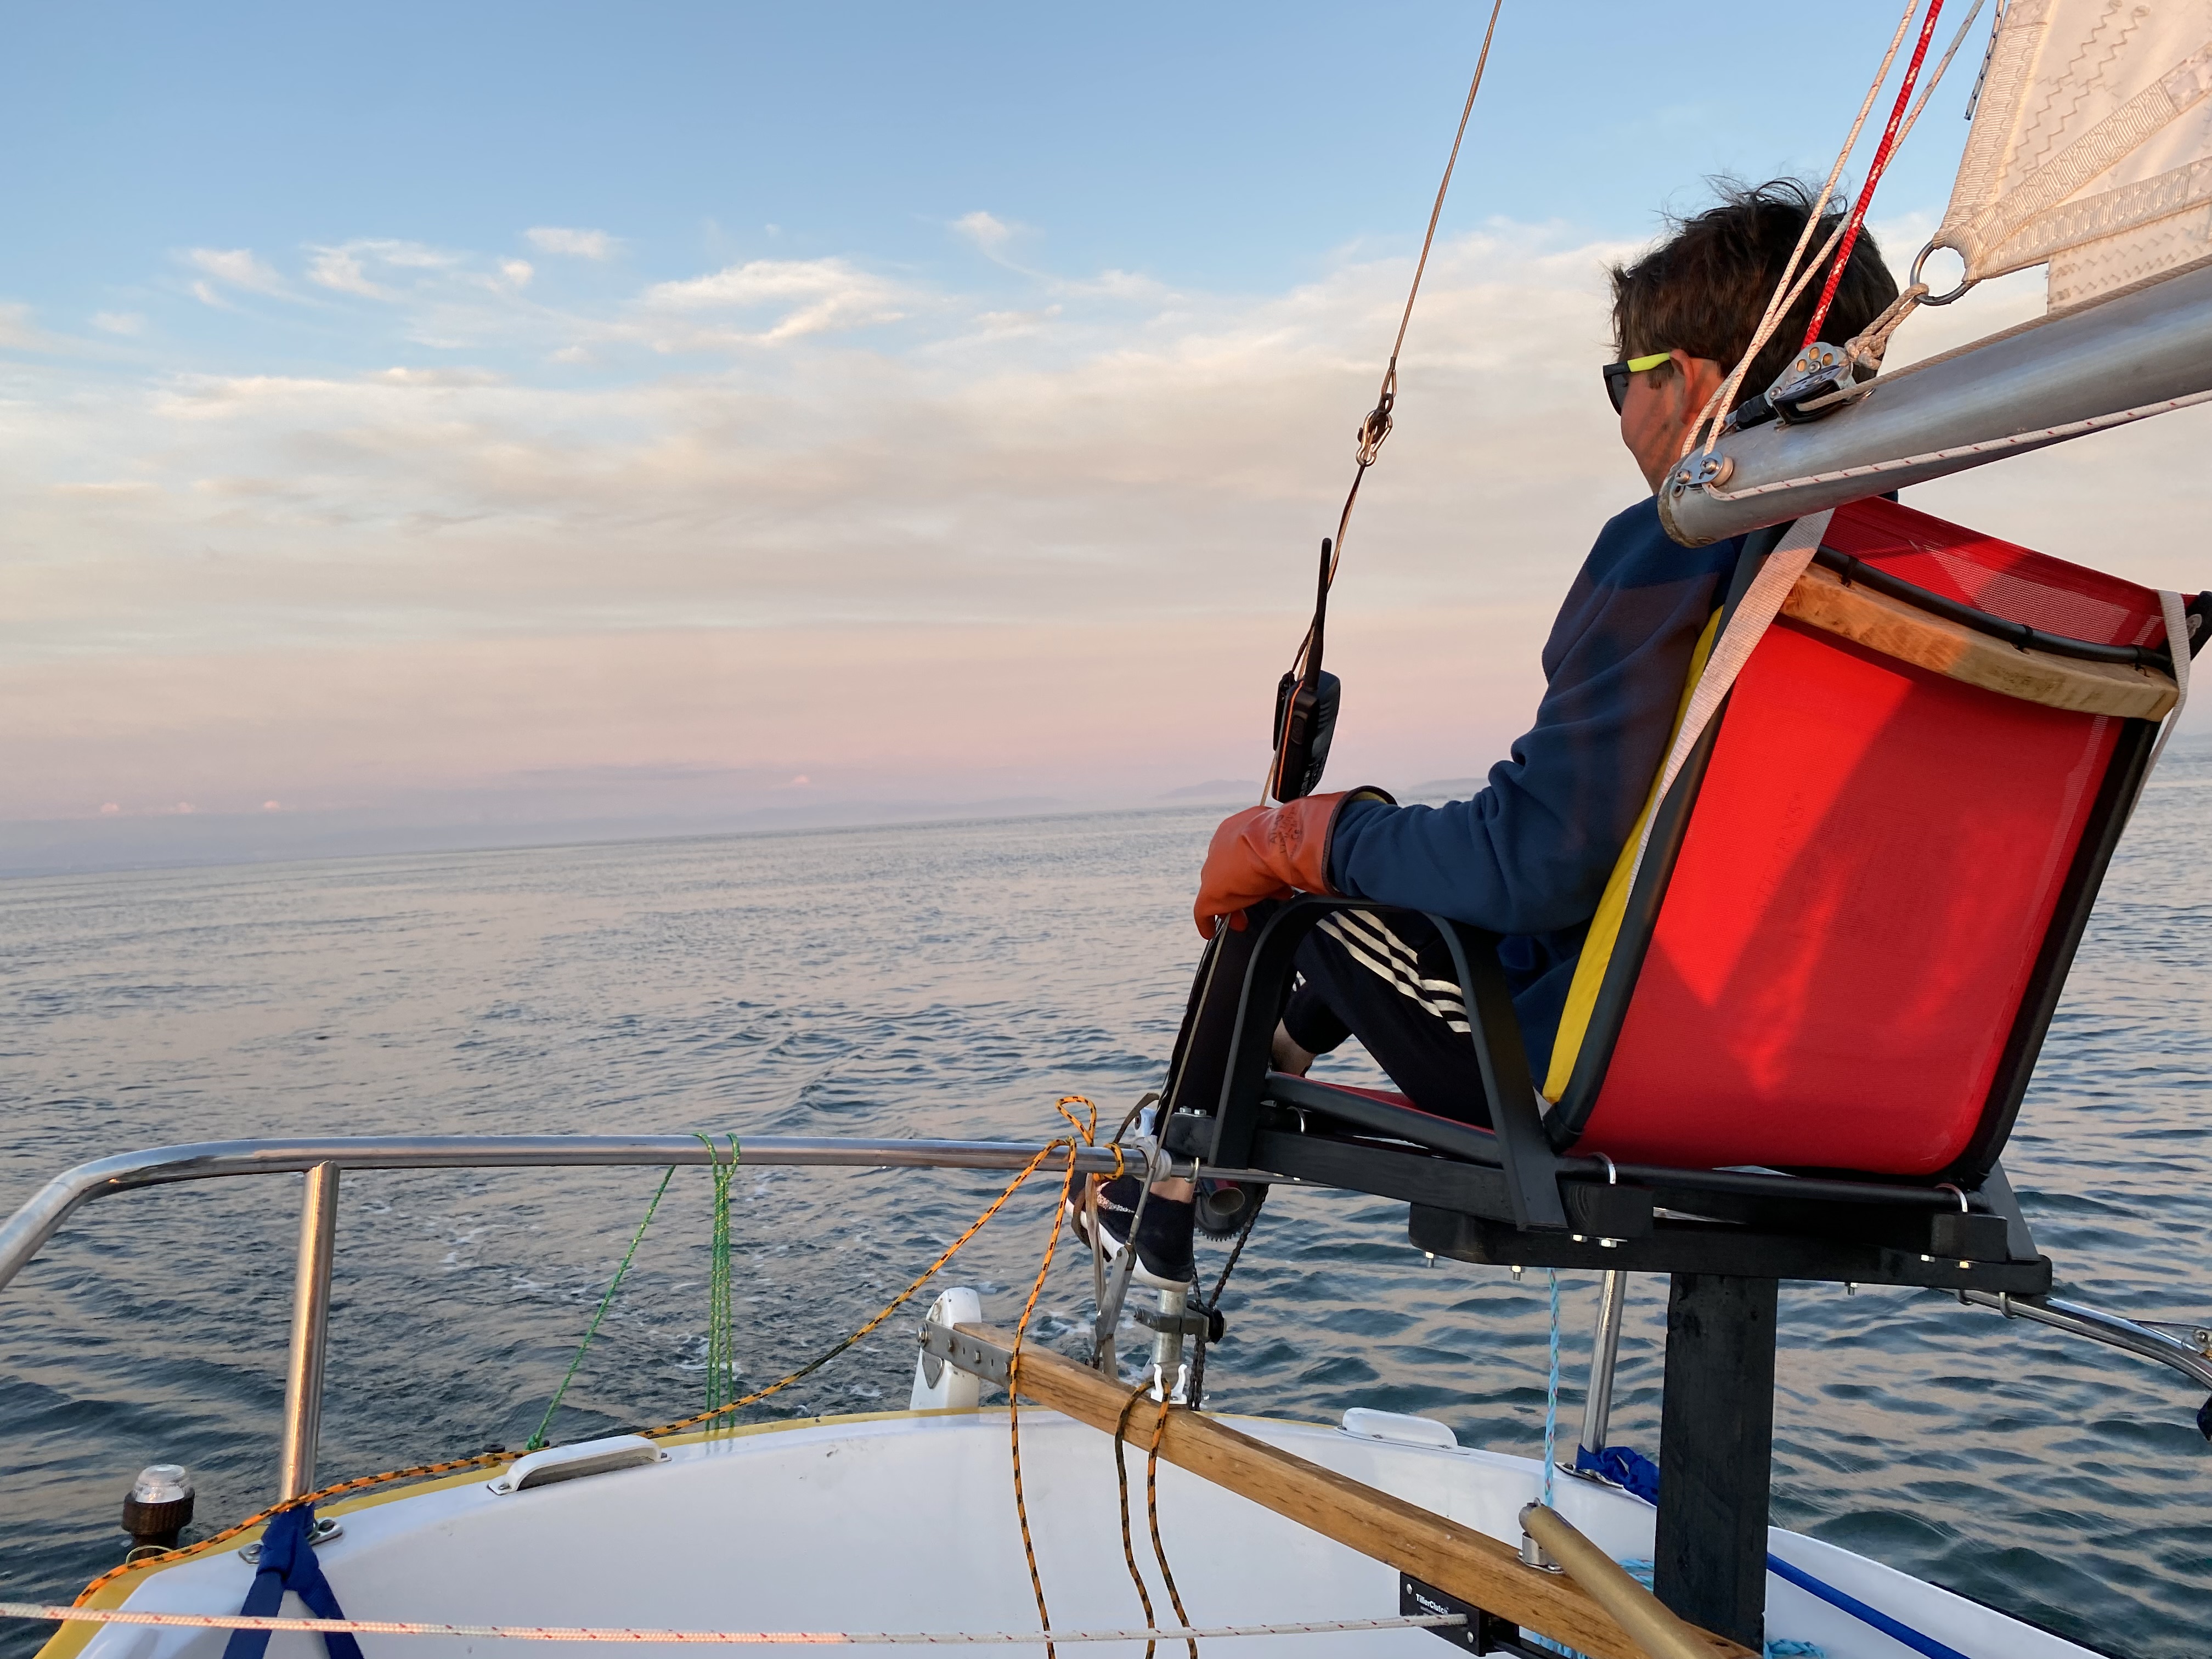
1610, 178, 1899, 408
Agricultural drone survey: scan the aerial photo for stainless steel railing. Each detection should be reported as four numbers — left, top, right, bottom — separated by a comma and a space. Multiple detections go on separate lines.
277, 1163, 340, 1501
0, 1133, 1184, 1499
1566, 1272, 2212, 1474
1957, 1288, 2212, 1391
1, 1136, 2204, 1505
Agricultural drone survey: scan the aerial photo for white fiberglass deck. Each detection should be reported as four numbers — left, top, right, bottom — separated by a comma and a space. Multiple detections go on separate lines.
53, 1407, 2097, 1659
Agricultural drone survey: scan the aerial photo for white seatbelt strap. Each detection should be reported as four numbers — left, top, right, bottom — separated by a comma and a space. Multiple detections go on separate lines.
2142, 589, 2193, 787
1623, 509, 1835, 899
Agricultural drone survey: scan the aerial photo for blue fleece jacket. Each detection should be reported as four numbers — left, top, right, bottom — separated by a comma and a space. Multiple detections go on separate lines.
1324, 496, 1746, 1075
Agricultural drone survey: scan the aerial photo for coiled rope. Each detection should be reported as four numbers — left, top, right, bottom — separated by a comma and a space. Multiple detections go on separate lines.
703, 1133, 741, 1419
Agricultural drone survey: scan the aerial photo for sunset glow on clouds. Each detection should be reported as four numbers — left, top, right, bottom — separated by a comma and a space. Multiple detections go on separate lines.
3, 225, 1635, 823
3, 3, 2207, 864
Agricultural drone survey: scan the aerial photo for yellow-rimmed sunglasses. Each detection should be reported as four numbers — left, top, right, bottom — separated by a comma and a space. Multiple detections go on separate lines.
1602, 351, 1673, 414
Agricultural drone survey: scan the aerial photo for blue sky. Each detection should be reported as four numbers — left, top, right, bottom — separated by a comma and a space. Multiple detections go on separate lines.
3, 2, 2204, 866
3, 1, 1979, 377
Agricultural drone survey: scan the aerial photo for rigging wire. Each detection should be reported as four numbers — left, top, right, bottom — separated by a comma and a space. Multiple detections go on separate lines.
1688, 0, 1985, 456
1801, 0, 1948, 347
526, 1165, 677, 1452
1541, 1269, 1560, 1511
1685, 0, 1926, 458
1265, 0, 1506, 800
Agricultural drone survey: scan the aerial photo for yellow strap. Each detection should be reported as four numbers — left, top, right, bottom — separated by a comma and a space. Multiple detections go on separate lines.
1624, 351, 1672, 373
1541, 607, 1723, 1103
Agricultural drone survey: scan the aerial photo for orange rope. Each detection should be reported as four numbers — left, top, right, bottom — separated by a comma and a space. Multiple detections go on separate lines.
1144, 1400, 1195, 1659
1111, 1383, 1163, 1659
1006, 1098, 1101, 1659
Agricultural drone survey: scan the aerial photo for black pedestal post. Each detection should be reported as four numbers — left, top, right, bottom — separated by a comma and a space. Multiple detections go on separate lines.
1653, 1273, 1779, 1650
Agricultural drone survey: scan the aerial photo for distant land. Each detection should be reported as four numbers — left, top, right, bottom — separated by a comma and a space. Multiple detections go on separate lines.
7, 735, 2204, 880
1157, 779, 1256, 802
0, 787, 1238, 881
1402, 778, 1484, 802
0, 797, 1077, 880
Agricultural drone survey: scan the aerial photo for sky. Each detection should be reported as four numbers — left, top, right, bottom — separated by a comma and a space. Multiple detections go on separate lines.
3, 1, 2208, 871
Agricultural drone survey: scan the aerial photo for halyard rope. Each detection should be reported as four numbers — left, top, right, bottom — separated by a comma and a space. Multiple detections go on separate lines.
1685, 0, 1983, 455
0, 1605, 1468, 1645
1185, 1181, 1261, 1410
1685, 0, 1923, 458
1268, 0, 1505, 800
1143, 1395, 1195, 1659
1799, 0, 1948, 349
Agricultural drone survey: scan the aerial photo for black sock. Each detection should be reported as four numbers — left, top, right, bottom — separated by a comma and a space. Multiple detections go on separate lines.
1133, 1193, 1195, 1282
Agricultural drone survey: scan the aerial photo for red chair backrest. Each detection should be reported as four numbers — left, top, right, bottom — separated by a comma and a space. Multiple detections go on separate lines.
1570, 498, 2171, 1176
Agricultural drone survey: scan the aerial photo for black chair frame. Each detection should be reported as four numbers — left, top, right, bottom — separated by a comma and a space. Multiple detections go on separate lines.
1163, 565, 2212, 1294
1160, 895, 2052, 1294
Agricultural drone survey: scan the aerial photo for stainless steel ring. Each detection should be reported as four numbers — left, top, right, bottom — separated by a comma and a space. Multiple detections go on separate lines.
1909, 239, 1977, 305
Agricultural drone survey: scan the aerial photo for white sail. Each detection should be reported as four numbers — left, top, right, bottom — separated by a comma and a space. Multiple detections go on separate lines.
1937, 0, 2212, 309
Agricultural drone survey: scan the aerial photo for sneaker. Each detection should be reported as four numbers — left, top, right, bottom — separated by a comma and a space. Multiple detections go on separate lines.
1066, 1175, 1195, 1288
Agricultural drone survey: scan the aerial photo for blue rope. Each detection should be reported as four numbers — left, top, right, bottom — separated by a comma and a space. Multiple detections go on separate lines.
1765, 1554, 1968, 1659
222, 1507, 362, 1659
1585, 1442, 1962, 1659
1542, 1268, 1560, 1508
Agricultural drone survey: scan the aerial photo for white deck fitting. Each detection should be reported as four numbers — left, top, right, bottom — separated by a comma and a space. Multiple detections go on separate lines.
61, 1408, 2097, 1659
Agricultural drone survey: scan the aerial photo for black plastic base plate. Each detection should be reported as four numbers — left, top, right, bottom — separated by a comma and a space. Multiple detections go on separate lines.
1398, 1573, 1547, 1656
1408, 1204, 2054, 1293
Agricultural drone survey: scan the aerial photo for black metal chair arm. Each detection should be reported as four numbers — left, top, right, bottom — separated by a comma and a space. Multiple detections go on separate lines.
1176, 895, 1570, 1231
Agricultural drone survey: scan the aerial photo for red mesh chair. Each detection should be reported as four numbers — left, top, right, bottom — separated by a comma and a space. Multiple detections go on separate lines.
1163, 496, 2202, 1283
1554, 495, 2185, 1177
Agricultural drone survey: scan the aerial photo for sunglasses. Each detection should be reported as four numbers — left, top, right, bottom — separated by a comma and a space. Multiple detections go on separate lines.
1602, 351, 1673, 414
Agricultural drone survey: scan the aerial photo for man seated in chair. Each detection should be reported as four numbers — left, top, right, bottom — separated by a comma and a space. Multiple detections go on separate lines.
1077, 179, 1901, 1285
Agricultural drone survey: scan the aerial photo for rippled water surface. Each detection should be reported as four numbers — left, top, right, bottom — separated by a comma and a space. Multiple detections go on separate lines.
3, 783, 2209, 1658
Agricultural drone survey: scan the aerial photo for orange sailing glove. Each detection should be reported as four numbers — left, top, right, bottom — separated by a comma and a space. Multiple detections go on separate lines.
1192, 787, 1395, 938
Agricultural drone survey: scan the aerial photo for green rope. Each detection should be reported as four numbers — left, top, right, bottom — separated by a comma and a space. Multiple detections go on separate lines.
527, 1165, 676, 1452
697, 1133, 741, 1422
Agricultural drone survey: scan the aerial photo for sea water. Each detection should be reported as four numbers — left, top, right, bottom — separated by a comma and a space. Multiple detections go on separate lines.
1, 775, 2207, 1658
